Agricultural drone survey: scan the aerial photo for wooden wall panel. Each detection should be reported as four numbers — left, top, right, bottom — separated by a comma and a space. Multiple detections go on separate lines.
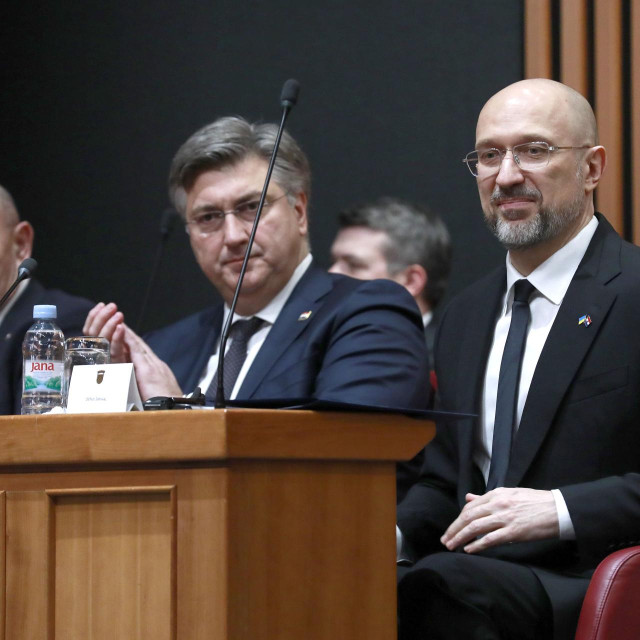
560, 0, 589, 95
525, 0, 553, 78
594, 0, 624, 234
227, 460, 396, 640
633, 0, 640, 246
0, 493, 5, 640
5, 492, 50, 639
174, 468, 229, 640
50, 487, 176, 640
526, 0, 639, 241
0, 466, 230, 639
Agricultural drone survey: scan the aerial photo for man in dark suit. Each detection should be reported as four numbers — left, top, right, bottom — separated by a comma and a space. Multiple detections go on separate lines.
0, 185, 93, 414
84, 118, 429, 420
397, 78, 640, 639
329, 197, 451, 372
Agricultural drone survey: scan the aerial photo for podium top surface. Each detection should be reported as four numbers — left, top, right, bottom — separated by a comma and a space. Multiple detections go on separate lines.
0, 409, 435, 468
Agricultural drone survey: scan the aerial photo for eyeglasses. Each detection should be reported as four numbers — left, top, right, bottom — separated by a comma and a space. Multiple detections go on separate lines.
462, 141, 591, 177
185, 193, 289, 236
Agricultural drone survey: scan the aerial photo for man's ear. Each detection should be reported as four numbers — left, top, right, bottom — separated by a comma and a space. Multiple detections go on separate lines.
292, 191, 308, 235
584, 145, 606, 194
394, 264, 427, 301
13, 221, 34, 263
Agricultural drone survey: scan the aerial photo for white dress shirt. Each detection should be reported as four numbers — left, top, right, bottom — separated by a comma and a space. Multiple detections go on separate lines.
477, 216, 599, 538
197, 253, 313, 399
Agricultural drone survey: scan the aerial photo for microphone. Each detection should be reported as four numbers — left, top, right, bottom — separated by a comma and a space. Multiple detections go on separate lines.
136, 208, 180, 332
0, 258, 38, 310
280, 78, 300, 109
214, 78, 301, 408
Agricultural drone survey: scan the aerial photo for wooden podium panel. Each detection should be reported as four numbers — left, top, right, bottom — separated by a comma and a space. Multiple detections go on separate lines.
0, 410, 434, 640
52, 488, 174, 638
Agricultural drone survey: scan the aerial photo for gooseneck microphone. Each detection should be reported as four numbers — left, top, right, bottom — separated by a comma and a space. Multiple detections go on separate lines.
0, 258, 38, 310
214, 78, 301, 408
136, 208, 180, 332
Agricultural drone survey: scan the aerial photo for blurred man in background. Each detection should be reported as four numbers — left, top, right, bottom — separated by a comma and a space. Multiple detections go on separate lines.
329, 197, 451, 369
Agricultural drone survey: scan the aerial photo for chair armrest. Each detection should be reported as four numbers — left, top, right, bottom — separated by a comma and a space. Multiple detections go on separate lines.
575, 545, 640, 640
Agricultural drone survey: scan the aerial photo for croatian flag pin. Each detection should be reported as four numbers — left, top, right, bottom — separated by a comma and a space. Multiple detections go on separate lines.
578, 315, 592, 327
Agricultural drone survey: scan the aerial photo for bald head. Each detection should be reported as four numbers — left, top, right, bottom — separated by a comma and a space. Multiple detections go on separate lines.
0, 185, 19, 228
478, 79, 598, 148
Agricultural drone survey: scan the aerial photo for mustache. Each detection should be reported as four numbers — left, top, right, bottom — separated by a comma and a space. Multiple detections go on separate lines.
490, 185, 541, 204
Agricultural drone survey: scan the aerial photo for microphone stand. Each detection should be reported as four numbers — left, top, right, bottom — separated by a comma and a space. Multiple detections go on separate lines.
136, 208, 178, 333
0, 258, 38, 311
214, 79, 300, 408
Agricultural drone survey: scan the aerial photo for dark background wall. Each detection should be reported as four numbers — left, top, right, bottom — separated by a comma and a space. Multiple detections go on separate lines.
1, 1, 522, 333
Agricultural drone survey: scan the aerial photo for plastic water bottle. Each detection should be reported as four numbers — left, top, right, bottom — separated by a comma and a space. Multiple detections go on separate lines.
21, 305, 65, 415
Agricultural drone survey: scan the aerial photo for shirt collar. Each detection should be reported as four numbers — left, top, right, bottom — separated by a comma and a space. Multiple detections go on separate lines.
504, 215, 598, 308
223, 253, 313, 326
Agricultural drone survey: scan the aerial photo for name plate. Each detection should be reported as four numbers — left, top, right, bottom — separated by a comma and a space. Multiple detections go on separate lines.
66, 363, 143, 413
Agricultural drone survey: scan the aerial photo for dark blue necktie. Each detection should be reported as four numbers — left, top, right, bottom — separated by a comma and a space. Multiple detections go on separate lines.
205, 317, 265, 403
486, 279, 536, 491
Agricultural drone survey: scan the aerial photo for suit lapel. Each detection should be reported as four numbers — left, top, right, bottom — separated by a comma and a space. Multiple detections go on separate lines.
181, 305, 224, 393
453, 267, 506, 415
452, 267, 506, 496
238, 266, 332, 398
507, 217, 621, 486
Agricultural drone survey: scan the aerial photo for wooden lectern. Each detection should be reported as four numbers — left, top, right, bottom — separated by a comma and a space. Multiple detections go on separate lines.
0, 410, 434, 639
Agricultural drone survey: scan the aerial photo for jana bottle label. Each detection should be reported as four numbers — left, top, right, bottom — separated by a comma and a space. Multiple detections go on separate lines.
23, 360, 64, 393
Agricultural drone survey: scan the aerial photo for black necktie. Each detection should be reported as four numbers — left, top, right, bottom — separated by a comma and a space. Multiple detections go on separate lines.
486, 279, 536, 491
205, 317, 265, 403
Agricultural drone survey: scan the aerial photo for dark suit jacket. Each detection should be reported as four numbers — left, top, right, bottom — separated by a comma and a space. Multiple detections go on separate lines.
397, 214, 640, 638
0, 279, 94, 415
146, 264, 430, 408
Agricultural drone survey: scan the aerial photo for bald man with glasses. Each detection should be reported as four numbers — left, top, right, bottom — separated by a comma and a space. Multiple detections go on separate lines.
397, 79, 640, 639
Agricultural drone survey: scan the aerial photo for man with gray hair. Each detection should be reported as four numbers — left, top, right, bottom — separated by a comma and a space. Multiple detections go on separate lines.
85, 117, 429, 416
329, 197, 451, 369
0, 184, 93, 414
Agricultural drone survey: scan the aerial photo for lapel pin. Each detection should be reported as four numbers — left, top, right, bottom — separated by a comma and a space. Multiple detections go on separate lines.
297, 310, 313, 322
578, 315, 592, 327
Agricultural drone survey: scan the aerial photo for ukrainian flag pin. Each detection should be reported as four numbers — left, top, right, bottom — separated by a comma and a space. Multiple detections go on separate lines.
578, 315, 592, 327
297, 310, 313, 321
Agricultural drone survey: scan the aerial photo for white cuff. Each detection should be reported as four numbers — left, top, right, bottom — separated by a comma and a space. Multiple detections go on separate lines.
551, 489, 576, 540
396, 525, 416, 565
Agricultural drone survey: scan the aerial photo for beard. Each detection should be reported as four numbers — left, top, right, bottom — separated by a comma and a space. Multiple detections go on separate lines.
483, 171, 585, 251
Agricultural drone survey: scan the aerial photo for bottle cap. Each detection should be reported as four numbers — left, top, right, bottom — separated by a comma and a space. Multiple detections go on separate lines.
33, 305, 58, 319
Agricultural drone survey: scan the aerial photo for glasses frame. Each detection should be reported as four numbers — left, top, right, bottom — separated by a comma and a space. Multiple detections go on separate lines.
462, 141, 592, 177
185, 193, 289, 236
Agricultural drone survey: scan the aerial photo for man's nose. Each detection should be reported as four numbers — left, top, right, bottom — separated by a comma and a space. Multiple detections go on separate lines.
495, 151, 525, 187
222, 214, 249, 245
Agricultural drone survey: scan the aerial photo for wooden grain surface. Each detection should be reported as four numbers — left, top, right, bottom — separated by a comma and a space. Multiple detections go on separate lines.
0, 411, 426, 639
0, 410, 434, 466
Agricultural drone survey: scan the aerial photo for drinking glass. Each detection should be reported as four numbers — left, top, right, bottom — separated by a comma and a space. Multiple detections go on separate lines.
63, 336, 110, 404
